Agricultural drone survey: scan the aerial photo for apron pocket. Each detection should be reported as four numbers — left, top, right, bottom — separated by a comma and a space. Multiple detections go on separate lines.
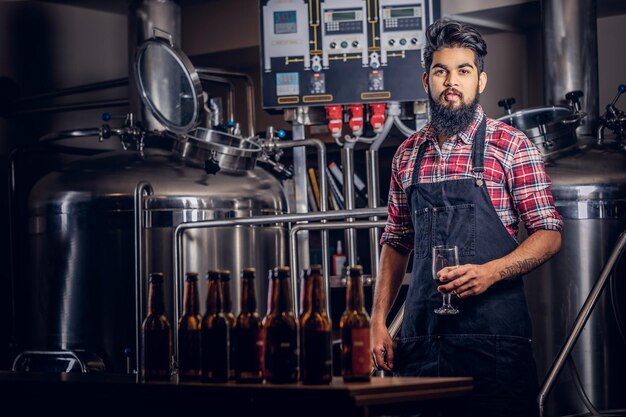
412, 208, 431, 259
431, 204, 476, 257
393, 336, 438, 377
495, 336, 539, 416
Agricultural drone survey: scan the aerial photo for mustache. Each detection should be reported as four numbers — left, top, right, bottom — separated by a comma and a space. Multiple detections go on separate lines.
440, 88, 463, 100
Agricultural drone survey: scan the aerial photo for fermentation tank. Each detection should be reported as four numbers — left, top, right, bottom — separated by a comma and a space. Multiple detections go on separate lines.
498, 92, 626, 416
12, 35, 289, 373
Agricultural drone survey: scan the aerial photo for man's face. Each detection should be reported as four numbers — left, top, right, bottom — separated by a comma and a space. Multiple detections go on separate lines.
423, 47, 487, 109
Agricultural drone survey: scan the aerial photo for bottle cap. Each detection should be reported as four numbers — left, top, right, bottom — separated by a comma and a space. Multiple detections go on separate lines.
308, 265, 322, 274
219, 270, 231, 281
273, 266, 291, 279
149, 272, 164, 284
242, 267, 256, 279
347, 265, 363, 276
207, 269, 221, 281
185, 272, 199, 282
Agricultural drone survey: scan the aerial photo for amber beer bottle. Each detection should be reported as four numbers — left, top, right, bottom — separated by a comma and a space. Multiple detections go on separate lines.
340, 265, 372, 382
142, 272, 172, 380
178, 272, 201, 380
219, 270, 237, 380
201, 269, 229, 382
263, 266, 298, 383
234, 267, 265, 383
300, 265, 333, 384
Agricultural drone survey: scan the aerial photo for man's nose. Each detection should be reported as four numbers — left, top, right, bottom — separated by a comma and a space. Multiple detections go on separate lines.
444, 72, 459, 87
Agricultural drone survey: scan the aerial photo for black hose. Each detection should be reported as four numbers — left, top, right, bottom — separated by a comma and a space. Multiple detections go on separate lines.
567, 356, 601, 416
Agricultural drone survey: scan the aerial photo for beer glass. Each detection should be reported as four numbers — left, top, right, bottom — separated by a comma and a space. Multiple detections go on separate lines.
432, 245, 460, 315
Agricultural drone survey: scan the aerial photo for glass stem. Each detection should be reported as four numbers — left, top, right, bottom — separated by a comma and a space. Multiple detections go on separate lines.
443, 293, 452, 307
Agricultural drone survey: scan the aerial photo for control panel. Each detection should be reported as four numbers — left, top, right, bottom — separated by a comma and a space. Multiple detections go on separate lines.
260, 0, 439, 108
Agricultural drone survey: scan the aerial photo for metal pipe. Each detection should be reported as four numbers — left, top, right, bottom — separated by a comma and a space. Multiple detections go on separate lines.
538, 230, 626, 417
198, 74, 236, 125
11, 99, 128, 116
272, 138, 331, 281
13, 78, 128, 104
134, 181, 153, 380
172, 208, 388, 327
7, 150, 19, 365
341, 146, 358, 265
291, 123, 310, 273
366, 150, 382, 279
196, 67, 256, 136
289, 220, 388, 315
542, 0, 599, 135
369, 114, 395, 151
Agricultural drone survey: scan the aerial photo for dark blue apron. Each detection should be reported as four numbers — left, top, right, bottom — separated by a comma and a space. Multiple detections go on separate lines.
394, 117, 539, 417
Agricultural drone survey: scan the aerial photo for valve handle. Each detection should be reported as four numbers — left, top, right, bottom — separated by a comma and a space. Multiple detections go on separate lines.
497, 97, 516, 115
277, 129, 286, 139
610, 84, 626, 107
204, 159, 221, 175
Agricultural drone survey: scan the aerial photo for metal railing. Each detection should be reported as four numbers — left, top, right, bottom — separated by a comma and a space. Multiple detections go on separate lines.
538, 230, 626, 417
133, 179, 388, 377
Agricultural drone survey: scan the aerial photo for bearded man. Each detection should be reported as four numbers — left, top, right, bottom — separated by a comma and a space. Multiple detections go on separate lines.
371, 19, 563, 417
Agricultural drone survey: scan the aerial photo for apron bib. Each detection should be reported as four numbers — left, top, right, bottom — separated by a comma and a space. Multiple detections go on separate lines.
395, 117, 539, 417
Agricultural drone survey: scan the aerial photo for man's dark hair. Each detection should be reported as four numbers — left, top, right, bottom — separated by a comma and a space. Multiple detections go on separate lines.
423, 19, 488, 73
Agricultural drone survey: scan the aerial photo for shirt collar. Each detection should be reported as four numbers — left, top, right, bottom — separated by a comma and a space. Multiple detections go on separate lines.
416, 104, 485, 147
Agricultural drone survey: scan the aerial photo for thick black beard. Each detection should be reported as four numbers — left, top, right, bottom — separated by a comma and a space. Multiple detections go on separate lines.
428, 92, 479, 138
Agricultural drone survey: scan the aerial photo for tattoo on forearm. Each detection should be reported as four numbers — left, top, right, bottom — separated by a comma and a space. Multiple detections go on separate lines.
499, 251, 557, 279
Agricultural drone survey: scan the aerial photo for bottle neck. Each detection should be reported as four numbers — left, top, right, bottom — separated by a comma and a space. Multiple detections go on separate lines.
346, 274, 364, 311
306, 273, 327, 314
206, 279, 223, 315
240, 278, 257, 314
269, 276, 293, 314
148, 282, 166, 315
221, 280, 232, 314
183, 280, 200, 316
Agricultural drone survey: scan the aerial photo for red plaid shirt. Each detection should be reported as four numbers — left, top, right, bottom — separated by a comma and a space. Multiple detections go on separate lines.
381, 105, 563, 254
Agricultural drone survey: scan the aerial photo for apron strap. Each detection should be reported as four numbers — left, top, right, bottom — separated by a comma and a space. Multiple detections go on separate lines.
410, 141, 429, 185
472, 116, 487, 186
411, 114, 487, 187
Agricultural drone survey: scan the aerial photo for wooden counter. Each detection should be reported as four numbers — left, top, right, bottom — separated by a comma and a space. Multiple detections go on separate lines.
0, 371, 472, 416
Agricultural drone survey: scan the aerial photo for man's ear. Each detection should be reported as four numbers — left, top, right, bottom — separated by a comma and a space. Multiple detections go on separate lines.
478, 71, 488, 94
422, 72, 429, 93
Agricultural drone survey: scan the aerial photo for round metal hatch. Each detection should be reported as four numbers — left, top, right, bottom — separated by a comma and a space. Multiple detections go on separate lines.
134, 36, 203, 135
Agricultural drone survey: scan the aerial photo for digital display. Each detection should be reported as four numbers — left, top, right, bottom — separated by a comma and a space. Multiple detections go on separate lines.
274, 10, 297, 34
332, 11, 356, 22
276, 72, 300, 96
391, 8, 415, 18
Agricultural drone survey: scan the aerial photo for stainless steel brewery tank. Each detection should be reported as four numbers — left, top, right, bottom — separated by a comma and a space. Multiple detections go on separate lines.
18, 143, 287, 373
524, 141, 626, 416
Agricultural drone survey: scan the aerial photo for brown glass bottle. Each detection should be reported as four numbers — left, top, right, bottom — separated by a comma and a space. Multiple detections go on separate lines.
142, 272, 172, 381
219, 269, 237, 380
339, 265, 371, 382
201, 269, 229, 383
234, 267, 265, 383
300, 265, 333, 384
178, 272, 201, 380
263, 266, 298, 384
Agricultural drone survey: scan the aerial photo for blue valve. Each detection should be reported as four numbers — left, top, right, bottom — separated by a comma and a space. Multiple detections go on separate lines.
226, 120, 236, 128
619, 84, 626, 93
102, 112, 112, 122
277, 129, 286, 139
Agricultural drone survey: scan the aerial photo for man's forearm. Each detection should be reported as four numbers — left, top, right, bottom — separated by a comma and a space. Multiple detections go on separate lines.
371, 244, 411, 326
489, 229, 562, 282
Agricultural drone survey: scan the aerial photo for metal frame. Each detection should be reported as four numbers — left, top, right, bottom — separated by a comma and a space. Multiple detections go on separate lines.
289, 220, 388, 315
133, 179, 387, 376
538, 230, 626, 417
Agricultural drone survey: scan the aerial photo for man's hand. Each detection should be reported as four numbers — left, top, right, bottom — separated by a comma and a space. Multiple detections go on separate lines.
437, 263, 498, 298
371, 322, 395, 372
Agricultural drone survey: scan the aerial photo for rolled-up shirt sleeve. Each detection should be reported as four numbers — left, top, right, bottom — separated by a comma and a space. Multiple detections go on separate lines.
380, 148, 414, 254
508, 134, 563, 234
